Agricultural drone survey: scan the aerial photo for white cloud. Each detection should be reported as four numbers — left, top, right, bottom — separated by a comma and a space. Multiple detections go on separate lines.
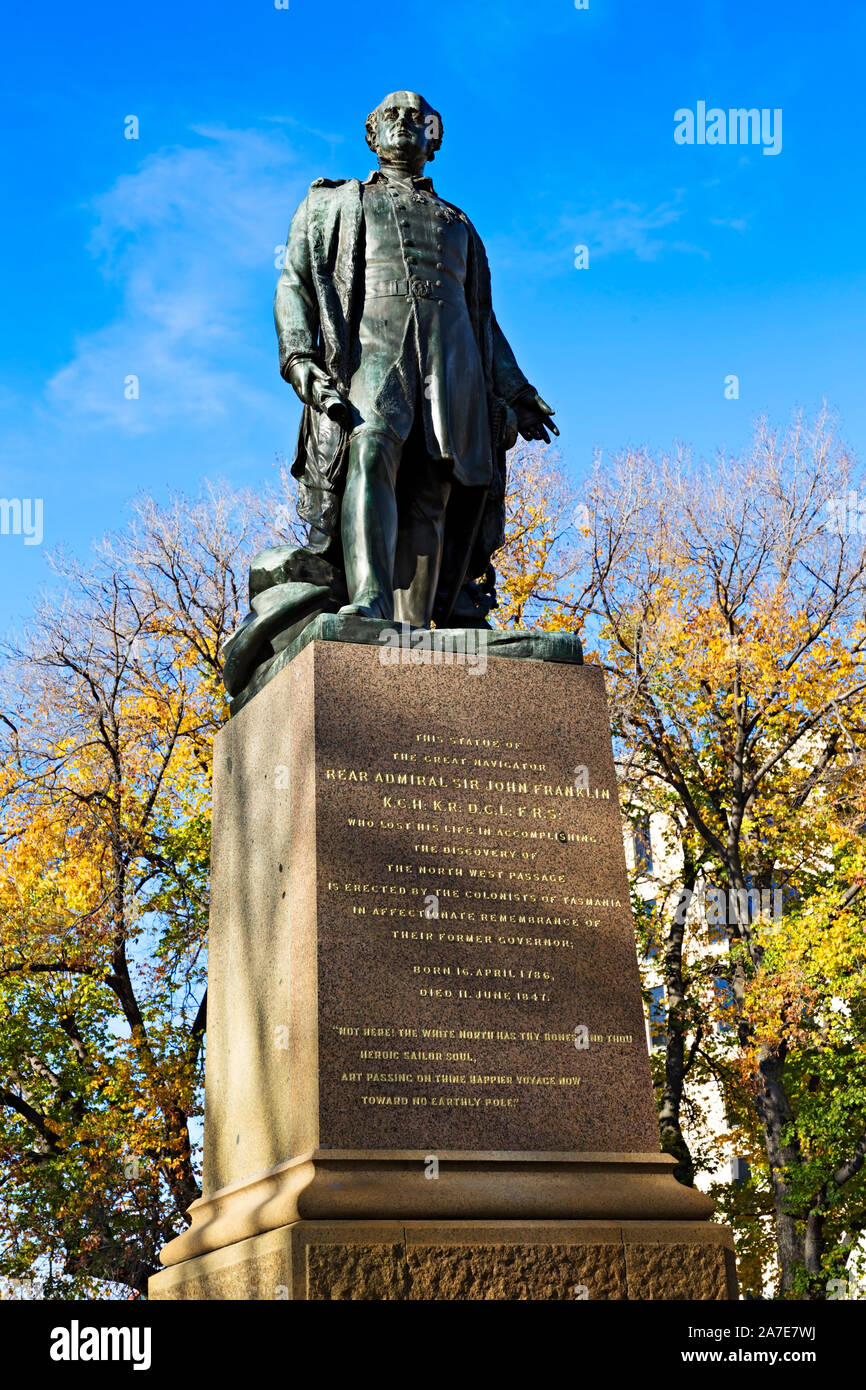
568, 194, 709, 263
46, 125, 315, 433
485, 190, 715, 279
709, 215, 750, 232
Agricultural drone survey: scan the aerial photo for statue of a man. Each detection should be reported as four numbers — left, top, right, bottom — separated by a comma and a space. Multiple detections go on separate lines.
222, 91, 557, 699
277, 90, 556, 624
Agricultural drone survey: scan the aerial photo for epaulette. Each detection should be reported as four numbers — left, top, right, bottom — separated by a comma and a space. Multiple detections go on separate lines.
437, 197, 468, 224
310, 177, 349, 189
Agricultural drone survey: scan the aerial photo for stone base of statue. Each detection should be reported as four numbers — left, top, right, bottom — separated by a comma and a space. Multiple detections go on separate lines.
151, 1213, 735, 1301
149, 629, 736, 1301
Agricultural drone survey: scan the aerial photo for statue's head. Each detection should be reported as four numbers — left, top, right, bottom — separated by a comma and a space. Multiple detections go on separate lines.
365, 91, 443, 166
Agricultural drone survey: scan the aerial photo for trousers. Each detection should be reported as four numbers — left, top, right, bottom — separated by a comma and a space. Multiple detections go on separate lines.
340, 405, 486, 626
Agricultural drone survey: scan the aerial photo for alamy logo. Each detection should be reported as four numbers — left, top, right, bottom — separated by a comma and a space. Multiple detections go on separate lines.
50, 1320, 151, 1370
674, 885, 782, 926
824, 492, 866, 535
0, 497, 43, 545
827, 1270, 866, 1300
378, 624, 488, 674
674, 103, 782, 156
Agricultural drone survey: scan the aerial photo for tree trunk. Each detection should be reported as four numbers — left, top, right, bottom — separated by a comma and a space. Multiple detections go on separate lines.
658, 867, 698, 1186
755, 1045, 807, 1293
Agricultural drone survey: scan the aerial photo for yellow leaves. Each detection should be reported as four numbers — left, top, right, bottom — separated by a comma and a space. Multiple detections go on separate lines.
494, 444, 589, 632
740, 886, 866, 1079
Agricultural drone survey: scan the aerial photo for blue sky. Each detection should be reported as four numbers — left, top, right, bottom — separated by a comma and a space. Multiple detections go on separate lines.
1, 0, 864, 630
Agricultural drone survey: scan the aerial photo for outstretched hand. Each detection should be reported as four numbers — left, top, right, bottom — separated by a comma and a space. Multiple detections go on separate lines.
514, 392, 559, 444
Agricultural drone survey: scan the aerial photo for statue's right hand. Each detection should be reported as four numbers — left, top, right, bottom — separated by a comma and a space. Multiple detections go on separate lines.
286, 359, 333, 407
287, 360, 350, 427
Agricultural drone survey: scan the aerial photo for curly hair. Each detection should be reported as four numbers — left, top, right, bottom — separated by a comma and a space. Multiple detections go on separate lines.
365, 96, 444, 162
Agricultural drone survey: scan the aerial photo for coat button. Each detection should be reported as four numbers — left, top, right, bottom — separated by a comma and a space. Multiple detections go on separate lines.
438, 299, 444, 307
436, 262, 444, 270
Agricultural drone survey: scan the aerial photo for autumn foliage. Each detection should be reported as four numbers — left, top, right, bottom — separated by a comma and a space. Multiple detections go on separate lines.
2, 417, 865, 1298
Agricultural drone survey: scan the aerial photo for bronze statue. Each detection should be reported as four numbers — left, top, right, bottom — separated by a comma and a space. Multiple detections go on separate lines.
223, 91, 557, 701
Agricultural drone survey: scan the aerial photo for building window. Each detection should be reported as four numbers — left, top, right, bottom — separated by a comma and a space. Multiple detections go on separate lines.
647, 984, 666, 1049
713, 975, 736, 1031
640, 898, 659, 959
632, 815, 653, 875
707, 915, 729, 945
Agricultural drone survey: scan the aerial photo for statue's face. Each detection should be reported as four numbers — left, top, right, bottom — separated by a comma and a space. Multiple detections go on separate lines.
372, 92, 434, 164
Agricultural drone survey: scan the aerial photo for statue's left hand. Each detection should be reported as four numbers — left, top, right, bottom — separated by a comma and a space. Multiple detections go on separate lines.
514, 392, 559, 444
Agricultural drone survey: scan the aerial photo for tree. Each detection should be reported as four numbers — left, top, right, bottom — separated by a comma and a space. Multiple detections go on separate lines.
0, 484, 269, 1296
494, 420, 866, 1295
492, 441, 590, 630
4, 419, 864, 1301
579, 410, 866, 1295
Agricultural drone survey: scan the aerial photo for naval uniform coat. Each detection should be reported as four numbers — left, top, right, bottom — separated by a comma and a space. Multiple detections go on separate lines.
274, 170, 531, 581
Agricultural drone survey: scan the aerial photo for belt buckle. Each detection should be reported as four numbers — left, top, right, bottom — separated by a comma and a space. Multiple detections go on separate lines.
410, 278, 430, 298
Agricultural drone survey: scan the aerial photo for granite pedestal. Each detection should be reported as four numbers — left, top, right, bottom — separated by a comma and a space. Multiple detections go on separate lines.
150, 636, 736, 1300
